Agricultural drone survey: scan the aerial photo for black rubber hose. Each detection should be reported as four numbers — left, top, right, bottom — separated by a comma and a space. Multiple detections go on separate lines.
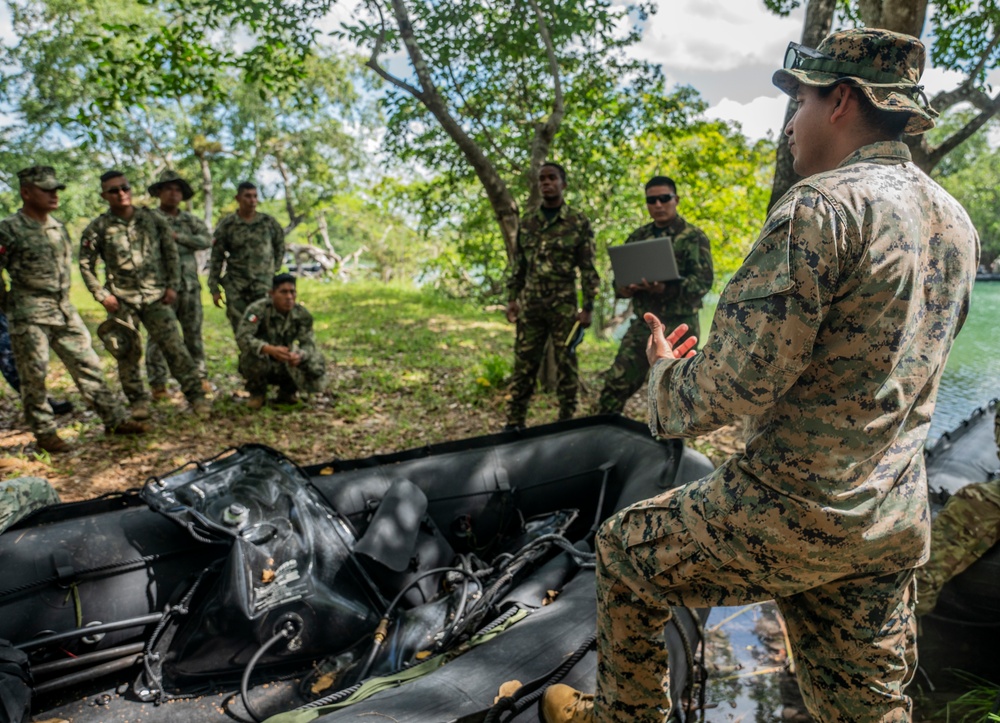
16, 613, 164, 650
240, 623, 295, 723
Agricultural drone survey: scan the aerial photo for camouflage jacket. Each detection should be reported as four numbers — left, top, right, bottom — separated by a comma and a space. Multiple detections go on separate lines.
615, 216, 713, 318
507, 204, 599, 309
156, 209, 210, 293
79, 207, 180, 307
648, 141, 979, 573
0, 211, 78, 325
236, 297, 318, 361
208, 212, 285, 298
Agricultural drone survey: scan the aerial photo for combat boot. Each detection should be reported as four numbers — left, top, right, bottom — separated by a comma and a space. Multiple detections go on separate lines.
35, 432, 72, 454
201, 379, 213, 394
276, 389, 298, 405
539, 684, 596, 723
191, 398, 212, 418
247, 394, 266, 411
151, 385, 171, 402
107, 420, 148, 436
130, 401, 151, 421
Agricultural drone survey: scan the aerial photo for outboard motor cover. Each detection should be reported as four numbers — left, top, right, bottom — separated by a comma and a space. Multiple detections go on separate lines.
140, 445, 382, 686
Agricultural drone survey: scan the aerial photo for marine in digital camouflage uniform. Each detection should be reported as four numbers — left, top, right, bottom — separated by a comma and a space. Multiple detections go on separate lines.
0, 476, 60, 534
541, 30, 979, 723
505, 162, 599, 428
208, 181, 286, 335
235, 273, 325, 409
915, 407, 1000, 616
596, 176, 713, 415
79, 170, 209, 417
0, 166, 142, 453
144, 170, 212, 396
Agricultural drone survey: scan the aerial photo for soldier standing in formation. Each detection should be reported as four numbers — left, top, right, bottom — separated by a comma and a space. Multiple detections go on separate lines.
144, 169, 213, 400
596, 176, 713, 415
504, 162, 599, 431
236, 273, 326, 410
79, 170, 211, 419
0, 166, 146, 452
541, 29, 979, 723
208, 181, 286, 335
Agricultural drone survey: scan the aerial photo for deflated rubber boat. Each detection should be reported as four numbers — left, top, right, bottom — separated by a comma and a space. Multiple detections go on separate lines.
0, 416, 714, 723
915, 398, 1000, 691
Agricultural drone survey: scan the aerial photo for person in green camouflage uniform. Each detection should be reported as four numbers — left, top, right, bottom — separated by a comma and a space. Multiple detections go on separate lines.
0, 476, 59, 534
505, 162, 599, 429
0, 166, 144, 453
79, 170, 210, 418
915, 408, 1000, 616
541, 30, 979, 723
596, 176, 713, 415
144, 170, 212, 398
208, 182, 285, 335
236, 273, 326, 409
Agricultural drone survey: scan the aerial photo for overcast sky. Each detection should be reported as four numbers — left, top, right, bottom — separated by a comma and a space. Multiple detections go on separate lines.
1, 0, 993, 141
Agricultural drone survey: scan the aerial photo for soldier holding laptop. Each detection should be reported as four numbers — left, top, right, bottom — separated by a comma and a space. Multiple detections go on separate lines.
595, 175, 713, 415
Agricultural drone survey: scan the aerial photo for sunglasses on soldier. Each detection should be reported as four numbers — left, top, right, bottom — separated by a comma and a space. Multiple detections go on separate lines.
103, 184, 131, 195
783, 42, 836, 70
646, 193, 676, 205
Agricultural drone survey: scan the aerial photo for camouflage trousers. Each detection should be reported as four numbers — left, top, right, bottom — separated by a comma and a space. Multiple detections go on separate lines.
239, 349, 326, 396
0, 477, 60, 534
596, 313, 698, 415
915, 479, 1000, 616
146, 287, 205, 388
506, 303, 580, 427
9, 315, 127, 435
0, 310, 19, 390
223, 282, 269, 335
111, 301, 205, 404
594, 482, 917, 723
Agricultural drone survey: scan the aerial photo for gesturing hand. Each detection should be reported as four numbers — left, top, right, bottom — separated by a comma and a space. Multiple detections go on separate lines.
644, 313, 698, 367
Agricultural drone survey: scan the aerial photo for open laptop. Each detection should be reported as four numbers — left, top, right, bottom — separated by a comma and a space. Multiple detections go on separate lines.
607, 237, 683, 287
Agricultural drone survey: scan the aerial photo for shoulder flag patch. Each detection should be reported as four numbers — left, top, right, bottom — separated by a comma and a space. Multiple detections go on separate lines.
247, 313, 259, 323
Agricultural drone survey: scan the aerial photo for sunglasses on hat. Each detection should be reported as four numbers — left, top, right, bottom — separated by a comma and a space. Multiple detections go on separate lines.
783, 42, 835, 71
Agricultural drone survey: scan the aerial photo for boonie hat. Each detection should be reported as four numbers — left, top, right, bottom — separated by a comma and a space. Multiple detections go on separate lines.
147, 169, 195, 200
17, 166, 66, 191
772, 27, 937, 134
97, 317, 142, 364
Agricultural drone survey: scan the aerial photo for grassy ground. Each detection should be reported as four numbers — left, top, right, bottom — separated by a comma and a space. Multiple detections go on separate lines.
0, 277, 744, 501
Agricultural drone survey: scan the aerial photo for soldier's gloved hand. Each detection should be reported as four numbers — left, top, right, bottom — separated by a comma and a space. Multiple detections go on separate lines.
161, 288, 177, 305
644, 313, 697, 367
102, 295, 120, 313
212, 292, 224, 308
505, 301, 520, 324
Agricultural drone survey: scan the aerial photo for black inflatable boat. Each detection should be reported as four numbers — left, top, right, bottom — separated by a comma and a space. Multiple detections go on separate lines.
0, 416, 714, 723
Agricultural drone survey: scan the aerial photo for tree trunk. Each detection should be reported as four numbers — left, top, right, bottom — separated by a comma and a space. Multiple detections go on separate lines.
857, 0, 927, 36
767, 0, 837, 210
197, 151, 214, 232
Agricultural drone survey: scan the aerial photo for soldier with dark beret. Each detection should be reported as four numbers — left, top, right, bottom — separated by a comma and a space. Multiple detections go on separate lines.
144, 169, 212, 400
504, 162, 599, 430
235, 273, 326, 410
596, 175, 713, 415
542, 29, 979, 723
0, 166, 145, 452
208, 181, 286, 335
79, 170, 211, 419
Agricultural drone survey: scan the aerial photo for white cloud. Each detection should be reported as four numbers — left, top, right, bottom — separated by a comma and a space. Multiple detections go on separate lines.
705, 93, 788, 141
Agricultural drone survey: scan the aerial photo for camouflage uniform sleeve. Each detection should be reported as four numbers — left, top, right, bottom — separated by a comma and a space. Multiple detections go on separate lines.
176, 215, 211, 252
271, 217, 285, 273
575, 214, 599, 306
295, 308, 319, 361
79, 218, 110, 303
155, 212, 181, 291
207, 218, 228, 295
236, 303, 266, 357
677, 226, 713, 305
506, 224, 528, 304
648, 188, 843, 438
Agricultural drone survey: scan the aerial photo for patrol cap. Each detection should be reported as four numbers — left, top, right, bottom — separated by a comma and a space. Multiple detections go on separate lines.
147, 169, 194, 200
17, 166, 66, 191
97, 317, 142, 364
772, 28, 937, 134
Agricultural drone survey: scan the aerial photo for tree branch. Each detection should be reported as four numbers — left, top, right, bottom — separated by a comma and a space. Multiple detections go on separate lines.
365, 0, 424, 98
524, 0, 564, 210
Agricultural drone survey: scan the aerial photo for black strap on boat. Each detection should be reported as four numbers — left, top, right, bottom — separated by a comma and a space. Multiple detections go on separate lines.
481, 633, 597, 723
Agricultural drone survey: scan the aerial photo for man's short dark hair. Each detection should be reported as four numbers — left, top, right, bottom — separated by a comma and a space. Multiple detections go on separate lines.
540, 162, 567, 183
818, 83, 910, 140
100, 170, 126, 185
237, 181, 257, 194
645, 176, 677, 193
272, 273, 296, 289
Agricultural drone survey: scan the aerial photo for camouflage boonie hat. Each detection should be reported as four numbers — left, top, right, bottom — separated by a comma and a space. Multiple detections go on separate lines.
97, 317, 142, 364
772, 28, 937, 134
147, 169, 194, 200
17, 166, 66, 191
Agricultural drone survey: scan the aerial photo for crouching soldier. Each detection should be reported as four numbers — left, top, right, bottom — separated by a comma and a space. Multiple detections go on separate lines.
236, 273, 326, 410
